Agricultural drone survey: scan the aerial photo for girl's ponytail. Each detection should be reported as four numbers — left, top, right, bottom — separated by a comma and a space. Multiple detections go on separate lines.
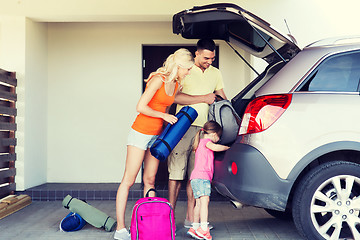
193, 121, 222, 151
192, 128, 202, 151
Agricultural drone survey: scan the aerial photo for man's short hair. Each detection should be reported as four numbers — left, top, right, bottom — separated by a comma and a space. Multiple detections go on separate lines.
197, 39, 216, 52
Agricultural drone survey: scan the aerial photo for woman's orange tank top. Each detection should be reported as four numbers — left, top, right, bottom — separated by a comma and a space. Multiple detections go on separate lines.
131, 75, 179, 135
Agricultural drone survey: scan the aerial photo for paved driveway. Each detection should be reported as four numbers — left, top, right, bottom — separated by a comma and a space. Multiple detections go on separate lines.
0, 200, 303, 240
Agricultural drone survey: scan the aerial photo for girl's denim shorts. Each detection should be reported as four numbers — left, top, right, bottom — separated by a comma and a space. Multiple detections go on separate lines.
127, 128, 158, 150
190, 179, 211, 199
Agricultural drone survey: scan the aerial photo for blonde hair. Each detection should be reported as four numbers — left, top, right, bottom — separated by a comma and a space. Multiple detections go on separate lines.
193, 121, 223, 151
145, 48, 194, 83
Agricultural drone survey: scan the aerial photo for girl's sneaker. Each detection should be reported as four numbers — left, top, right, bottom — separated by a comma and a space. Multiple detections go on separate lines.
196, 227, 212, 240
187, 227, 203, 240
184, 219, 213, 229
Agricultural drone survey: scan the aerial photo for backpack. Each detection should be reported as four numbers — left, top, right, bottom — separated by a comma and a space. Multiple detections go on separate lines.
130, 189, 175, 240
208, 96, 241, 145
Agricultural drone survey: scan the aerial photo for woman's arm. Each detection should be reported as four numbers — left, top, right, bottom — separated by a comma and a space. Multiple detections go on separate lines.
136, 76, 178, 124
206, 141, 230, 152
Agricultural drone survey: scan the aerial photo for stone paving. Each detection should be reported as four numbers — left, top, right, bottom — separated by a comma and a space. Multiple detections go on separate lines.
0, 200, 304, 240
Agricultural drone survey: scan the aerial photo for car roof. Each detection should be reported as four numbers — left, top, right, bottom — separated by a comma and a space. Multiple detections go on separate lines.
256, 39, 360, 96
306, 36, 360, 48
173, 3, 300, 63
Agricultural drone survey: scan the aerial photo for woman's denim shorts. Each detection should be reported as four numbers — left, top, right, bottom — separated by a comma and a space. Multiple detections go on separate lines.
127, 128, 158, 150
190, 179, 211, 199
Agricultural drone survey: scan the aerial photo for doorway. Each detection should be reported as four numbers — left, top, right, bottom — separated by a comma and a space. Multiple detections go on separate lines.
142, 45, 219, 185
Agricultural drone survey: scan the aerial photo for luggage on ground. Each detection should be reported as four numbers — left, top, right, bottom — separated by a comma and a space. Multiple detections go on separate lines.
62, 195, 116, 232
59, 212, 86, 232
130, 189, 175, 240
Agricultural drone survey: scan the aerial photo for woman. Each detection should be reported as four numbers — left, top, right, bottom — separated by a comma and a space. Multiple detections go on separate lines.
114, 48, 194, 240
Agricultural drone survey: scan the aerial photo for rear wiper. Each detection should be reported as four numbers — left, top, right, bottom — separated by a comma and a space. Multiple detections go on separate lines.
225, 41, 260, 76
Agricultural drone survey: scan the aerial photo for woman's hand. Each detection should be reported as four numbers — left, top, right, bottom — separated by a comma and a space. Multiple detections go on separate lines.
162, 113, 178, 125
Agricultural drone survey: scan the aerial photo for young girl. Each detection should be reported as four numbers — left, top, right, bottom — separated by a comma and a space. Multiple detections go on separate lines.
187, 120, 230, 240
114, 48, 194, 240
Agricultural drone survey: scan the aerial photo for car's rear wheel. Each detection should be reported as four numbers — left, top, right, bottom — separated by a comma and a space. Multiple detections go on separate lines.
292, 161, 360, 240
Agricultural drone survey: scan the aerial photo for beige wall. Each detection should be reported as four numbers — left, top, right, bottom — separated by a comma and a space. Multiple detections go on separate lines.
46, 22, 247, 183
0, 16, 26, 190
24, 19, 48, 189
0, 17, 48, 190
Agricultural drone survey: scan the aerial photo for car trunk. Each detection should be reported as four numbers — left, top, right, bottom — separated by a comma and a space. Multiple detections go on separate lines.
173, 3, 301, 118
173, 3, 300, 65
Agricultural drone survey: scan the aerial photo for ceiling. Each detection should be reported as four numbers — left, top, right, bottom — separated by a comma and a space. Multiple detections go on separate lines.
0, 0, 234, 22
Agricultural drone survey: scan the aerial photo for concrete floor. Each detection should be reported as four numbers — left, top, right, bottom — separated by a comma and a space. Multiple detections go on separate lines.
0, 200, 304, 240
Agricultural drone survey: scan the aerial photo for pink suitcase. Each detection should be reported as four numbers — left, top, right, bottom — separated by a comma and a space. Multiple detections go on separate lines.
130, 189, 175, 240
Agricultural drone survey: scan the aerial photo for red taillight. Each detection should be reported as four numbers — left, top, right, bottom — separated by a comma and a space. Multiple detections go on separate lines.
239, 94, 292, 135
231, 162, 238, 175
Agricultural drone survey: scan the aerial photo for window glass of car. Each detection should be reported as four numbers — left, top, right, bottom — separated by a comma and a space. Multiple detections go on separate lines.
232, 61, 286, 117
298, 51, 360, 92
228, 22, 271, 52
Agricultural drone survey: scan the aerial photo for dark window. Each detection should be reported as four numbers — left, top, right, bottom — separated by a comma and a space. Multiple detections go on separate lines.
298, 52, 360, 92
142, 45, 220, 185
142, 45, 219, 91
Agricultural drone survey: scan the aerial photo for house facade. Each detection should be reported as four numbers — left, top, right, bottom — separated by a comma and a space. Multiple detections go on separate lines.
0, 0, 359, 191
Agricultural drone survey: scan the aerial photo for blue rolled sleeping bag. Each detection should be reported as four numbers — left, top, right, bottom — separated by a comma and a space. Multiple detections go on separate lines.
150, 106, 198, 161
59, 212, 86, 232
62, 195, 116, 232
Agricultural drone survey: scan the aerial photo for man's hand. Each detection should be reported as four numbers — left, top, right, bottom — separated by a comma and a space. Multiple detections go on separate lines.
174, 92, 217, 105
202, 93, 217, 105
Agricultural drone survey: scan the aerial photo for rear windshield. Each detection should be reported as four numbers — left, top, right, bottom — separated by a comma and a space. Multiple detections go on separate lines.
297, 51, 360, 92
232, 61, 286, 116
228, 22, 271, 52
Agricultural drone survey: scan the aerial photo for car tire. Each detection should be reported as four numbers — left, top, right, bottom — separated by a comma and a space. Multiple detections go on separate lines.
264, 208, 292, 220
292, 161, 360, 240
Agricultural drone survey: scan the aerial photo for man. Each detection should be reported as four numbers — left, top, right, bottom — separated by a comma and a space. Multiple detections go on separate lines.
167, 39, 227, 229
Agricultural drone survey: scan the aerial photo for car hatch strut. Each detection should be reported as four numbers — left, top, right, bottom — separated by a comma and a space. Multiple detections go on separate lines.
247, 21, 287, 64
225, 41, 260, 76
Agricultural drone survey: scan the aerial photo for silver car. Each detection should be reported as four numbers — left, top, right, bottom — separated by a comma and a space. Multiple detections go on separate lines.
173, 3, 360, 240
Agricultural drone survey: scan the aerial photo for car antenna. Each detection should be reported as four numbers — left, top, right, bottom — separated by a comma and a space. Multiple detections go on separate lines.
225, 41, 260, 76
284, 19, 297, 45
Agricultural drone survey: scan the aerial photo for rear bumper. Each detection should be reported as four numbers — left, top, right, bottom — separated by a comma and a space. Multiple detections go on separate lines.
213, 142, 293, 211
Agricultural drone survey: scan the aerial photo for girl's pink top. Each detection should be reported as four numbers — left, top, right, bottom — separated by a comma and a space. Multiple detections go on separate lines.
190, 138, 214, 181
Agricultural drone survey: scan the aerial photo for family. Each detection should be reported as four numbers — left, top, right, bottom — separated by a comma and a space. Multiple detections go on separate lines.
114, 39, 229, 240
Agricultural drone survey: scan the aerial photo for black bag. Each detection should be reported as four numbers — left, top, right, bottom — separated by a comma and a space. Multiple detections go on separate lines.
208, 96, 241, 144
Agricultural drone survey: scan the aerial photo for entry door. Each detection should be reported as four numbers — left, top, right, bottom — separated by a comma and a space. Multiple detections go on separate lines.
142, 45, 219, 184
